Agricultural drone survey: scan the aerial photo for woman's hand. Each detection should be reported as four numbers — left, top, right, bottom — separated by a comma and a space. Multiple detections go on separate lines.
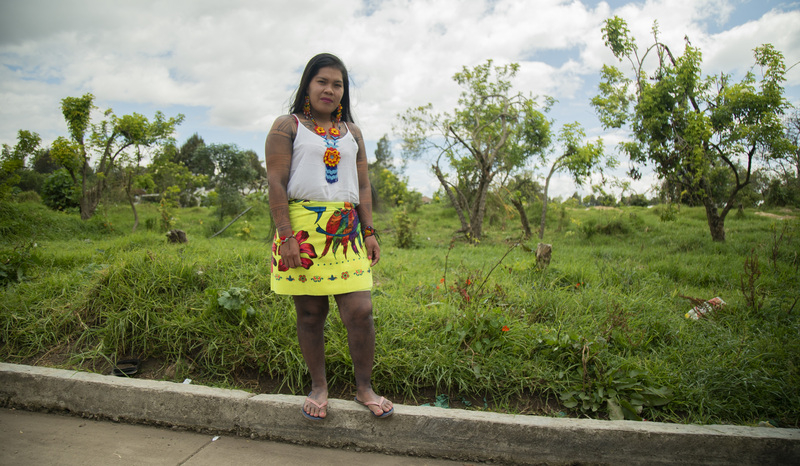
365, 235, 380, 266
279, 237, 302, 269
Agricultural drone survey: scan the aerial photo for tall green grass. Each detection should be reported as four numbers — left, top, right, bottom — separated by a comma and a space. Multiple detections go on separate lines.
1, 199, 798, 427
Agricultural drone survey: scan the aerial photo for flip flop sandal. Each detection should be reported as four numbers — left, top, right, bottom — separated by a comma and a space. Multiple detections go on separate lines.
301, 395, 328, 421
111, 358, 141, 377
355, 396, 394, 418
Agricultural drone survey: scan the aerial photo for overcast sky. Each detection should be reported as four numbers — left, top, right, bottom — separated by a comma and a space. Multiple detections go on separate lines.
1, 0, 798, 198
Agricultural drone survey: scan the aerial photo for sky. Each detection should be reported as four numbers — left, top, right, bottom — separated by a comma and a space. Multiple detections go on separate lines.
1, 0, 799, 198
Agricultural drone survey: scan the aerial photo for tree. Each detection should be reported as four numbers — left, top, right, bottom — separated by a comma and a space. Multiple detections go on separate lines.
761, 111, 800, 206
197, 143, 257, 218
176, 133, 214, 178
370, 134, 396, 173
592, 17, 792, 241
399, 60, 551, 240
49, 93, 184, 220
368, 134, 415, 209
245, 149, 267, 193
538, 123, 612, 239
505, 172, 542, 239
1, 130, 41, 200
148, 157, 207, 206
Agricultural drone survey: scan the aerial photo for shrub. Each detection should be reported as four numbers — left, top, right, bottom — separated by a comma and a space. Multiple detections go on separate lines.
15, 190, 42, 203
41, 169, 79, 211
393, 208, 416, 249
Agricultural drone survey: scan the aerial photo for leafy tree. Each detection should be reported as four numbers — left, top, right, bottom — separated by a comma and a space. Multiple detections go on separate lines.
783, 111, 800, 182
49, 93, 184, 220
504, 172, 542, 239
32, 149, 60, 175
592, 17, 792, 241
370, 134, 397, 173
148, 158, 206, 206
368, 134, 415, 209
399, 60, 551, 240
1, 130, 41, 201
538, 123, 613, 239
176, 133, 214, 178
245, 149, 267, 193
761, 110, 800, 207
197, 143, 257, 218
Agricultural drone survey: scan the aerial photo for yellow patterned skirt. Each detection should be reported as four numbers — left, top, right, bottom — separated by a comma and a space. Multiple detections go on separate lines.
270, 199, 373, 296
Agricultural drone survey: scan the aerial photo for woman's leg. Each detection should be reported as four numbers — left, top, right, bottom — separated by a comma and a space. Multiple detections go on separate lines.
335, 291, 393, 416
294, 295, 330, 418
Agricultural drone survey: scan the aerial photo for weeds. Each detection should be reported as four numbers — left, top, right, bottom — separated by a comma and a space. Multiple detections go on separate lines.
0, 241, 38, 286
740, 248, 762, 312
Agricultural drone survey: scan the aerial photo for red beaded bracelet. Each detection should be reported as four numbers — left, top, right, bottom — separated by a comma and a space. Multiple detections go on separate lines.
278, 233, 294, 245
363, 226, 376, 238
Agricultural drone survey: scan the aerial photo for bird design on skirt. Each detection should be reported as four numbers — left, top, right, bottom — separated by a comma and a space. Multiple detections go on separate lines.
305, 202, 362, 259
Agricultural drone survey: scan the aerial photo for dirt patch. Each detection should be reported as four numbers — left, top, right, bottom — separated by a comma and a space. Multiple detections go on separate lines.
590, 206, 621, 211
754, 212, 797, 220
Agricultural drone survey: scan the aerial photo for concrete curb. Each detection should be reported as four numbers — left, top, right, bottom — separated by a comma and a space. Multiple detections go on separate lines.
1, 362, 798, 465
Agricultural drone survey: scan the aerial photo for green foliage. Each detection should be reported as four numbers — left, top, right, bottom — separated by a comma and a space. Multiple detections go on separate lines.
1, 130, 42, 201
393, 208, 416, 249
201, 143, 257, 192
215, 184, 247, 219
148, 158, 207, 205
594, 17, 793, 241
0, 241, 38, 286
14, 190, 42, 204
655, 203, 680, 222
398, 60, 553, 240
53, 93, 185, 220
211, 287, 256, 325
236, 220, 255, 240
1, 203, 799, 427
41, 169, 80, 211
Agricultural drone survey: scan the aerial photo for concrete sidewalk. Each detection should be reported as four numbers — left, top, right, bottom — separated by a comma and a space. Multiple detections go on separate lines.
1, 408, 461, 465
1, 362, 798, 465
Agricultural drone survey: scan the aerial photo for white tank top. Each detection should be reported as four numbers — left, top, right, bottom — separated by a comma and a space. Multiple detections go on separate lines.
286, 115, 360, 204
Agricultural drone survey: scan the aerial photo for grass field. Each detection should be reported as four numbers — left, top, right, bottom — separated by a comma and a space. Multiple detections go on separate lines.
1, 199, 798, 427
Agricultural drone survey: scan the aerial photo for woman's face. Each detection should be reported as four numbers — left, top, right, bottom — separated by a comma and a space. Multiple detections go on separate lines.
306, 66, 344, 117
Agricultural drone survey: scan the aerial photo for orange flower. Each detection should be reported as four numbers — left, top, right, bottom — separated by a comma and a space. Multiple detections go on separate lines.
329, 127, 340, 137
323, 148, 341, 167
315, 126, 327, 136
502, 325, 510, 332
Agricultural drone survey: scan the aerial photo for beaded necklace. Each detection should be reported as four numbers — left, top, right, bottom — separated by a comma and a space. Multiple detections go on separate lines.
304, 96, 341, 184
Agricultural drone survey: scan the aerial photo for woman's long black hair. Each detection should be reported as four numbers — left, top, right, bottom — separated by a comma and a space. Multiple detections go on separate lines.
290, 53, 353, 123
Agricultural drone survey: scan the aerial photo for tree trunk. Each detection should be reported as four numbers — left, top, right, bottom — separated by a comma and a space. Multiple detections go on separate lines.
126, 184, 139, 233
539, 164, 557, 240
80, 185, 103, 220
469, 171, 493, 241
433, 164, 470, 233
511, 198, 531, 239
702, 196, 726, 242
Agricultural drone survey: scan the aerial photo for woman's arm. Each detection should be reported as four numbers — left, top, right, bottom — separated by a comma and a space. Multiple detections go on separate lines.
265, 115, 301, 267
351, 124, 380, 266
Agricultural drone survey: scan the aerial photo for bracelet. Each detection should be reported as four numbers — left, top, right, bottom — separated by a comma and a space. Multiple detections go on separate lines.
278, 233, 294, 245
363, 226, 376, 238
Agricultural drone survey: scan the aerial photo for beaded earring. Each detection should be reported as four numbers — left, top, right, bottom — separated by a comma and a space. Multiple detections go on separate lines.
303, 95, 312, 120
335, 104, 342, 124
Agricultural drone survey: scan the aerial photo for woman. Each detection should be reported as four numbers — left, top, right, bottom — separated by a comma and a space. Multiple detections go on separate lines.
265, 53, 393, 420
